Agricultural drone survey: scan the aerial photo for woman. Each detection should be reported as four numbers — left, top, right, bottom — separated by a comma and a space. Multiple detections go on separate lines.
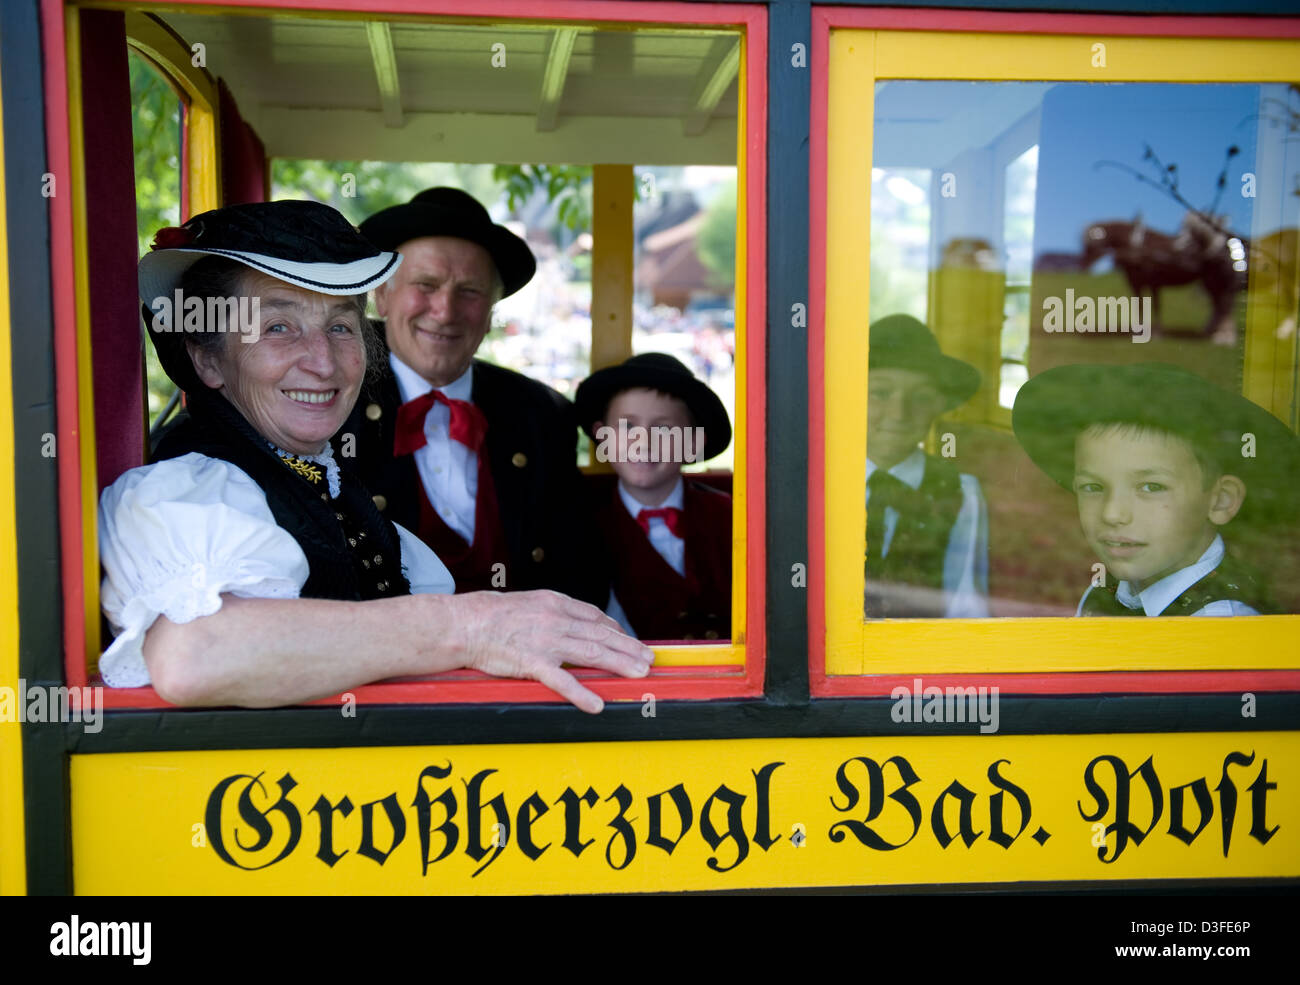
101, 200, 651, 712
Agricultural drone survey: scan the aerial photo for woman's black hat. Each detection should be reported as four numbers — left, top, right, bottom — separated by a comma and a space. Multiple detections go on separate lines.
138, 200, 402, 393
138, 199, 401, 305
869, 314, 981, 411
359, 187, 536, 298
575, 353, 732, 462
1012, 362, 1300, 526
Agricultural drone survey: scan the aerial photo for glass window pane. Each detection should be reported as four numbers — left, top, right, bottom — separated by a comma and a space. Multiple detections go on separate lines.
866, 80, 1300, 620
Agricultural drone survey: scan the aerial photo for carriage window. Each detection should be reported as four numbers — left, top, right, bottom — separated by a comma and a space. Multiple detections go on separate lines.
821, 28, 1300, 679
73, 4, 757, 706
866, 80, 1300, 621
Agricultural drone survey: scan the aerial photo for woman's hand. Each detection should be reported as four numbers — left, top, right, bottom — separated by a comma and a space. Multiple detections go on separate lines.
442, 590, 655, 713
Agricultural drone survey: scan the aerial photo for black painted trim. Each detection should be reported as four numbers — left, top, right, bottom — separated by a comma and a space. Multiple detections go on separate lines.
69, 692, 1300, 753
4, 0, 72, 896
765, 1, 813, 705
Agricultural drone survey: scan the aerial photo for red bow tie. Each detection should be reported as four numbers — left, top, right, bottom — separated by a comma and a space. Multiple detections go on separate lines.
393, 389, 487, 456
637, 507, 683, 537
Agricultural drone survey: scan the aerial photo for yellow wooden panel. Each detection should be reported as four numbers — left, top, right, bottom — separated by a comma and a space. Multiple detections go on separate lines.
590, 164, 634, 371
824, 30, 874, 675
731, 33, 748, 650
876, 32, 1300, 82
71, 732, 1300, 894
0, 52, 27, 897
65, 10, 100, 667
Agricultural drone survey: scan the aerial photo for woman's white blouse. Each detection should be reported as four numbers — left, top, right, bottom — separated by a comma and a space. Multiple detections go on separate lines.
97, 452, 455, 688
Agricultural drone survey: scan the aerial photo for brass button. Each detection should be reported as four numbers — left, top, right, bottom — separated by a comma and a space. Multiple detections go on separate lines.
373, 554, 384, 566
348, 537, 357, 547
320, 493, 330, 502
365, 403, 382, 421
377, 580, 388, 592
372, 495, 387, 511
705, 630, 719, 640
358, 531, 367, 540
512, 452, 528, 468
335, 512, 345, 522
362, 560, 371, 569
531, 547, 545, 562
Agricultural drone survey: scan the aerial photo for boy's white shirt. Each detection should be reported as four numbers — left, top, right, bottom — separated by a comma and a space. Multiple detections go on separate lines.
389, 353, 478, 544
1076, 534, 1259, 617
605, 477, 686, 636
865, 447, 990, 618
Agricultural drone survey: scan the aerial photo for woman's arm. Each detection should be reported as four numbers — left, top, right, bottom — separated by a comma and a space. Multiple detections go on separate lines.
144, 589, 654, 712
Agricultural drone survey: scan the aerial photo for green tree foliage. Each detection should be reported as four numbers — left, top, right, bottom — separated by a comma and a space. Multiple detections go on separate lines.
128, 51, 183, 417
129, 51, 181, 255
271, 160, 504, 225
493, 164, 592, 232
696, 178, 737, 289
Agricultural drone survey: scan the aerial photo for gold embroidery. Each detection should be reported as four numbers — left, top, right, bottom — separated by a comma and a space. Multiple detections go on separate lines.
278, 454, 323, 484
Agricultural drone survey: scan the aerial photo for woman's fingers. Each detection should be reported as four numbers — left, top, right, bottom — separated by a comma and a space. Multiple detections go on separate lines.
460, 590, 655, 711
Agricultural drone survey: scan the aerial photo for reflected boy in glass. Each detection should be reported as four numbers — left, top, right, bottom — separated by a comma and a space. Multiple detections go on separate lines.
1012, 363, 1300, 615
865, 315, 989, 618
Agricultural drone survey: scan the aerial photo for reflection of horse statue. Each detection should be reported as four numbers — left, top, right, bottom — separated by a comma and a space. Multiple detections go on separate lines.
1081, 213, 1245, 344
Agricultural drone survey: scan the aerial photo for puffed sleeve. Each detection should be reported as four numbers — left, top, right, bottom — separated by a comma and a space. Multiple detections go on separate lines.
97, 453, 310, 688
393, 523, 456, 595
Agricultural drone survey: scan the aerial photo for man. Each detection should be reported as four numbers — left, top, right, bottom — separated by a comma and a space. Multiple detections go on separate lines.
343, 187, 606, 606
864, 314, 989, 618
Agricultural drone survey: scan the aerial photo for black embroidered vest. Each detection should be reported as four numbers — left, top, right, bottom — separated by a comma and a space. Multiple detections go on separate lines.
865, 454, 965, 617
153, 391, 409, 602
1080, 550, 1273, 616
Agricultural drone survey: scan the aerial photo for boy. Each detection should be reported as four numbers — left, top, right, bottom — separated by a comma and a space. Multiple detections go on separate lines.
1011, 362, 1300, 616
864, 315, 989, 618
575, 353, 732, 641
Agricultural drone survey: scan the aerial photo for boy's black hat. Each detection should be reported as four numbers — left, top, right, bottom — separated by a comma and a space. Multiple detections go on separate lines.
575, 353, 732, 461
360, 187, 536, 298
1012, 362, 1300, 525
869, 314, 981, 411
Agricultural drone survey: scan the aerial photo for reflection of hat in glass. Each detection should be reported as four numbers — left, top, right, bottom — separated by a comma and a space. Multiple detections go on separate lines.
360, 187, 536, 298
869, 314, 981, 411
575, 353, 732, 462
139, 200, 401, 392
1012, 362, 1300, 526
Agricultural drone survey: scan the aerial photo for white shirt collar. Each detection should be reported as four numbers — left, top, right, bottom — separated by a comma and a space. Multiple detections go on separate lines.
1114, 534, 1226, 616
618, 477, 685, 518
389, 353, 474, 404
865, 447, 926, 491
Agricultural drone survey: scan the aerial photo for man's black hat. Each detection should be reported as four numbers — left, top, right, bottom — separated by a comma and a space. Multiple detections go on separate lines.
1012, 362, 1300, 526
869, 314, 981, 411
359, 187, 536, 298
575, 353, 732, 462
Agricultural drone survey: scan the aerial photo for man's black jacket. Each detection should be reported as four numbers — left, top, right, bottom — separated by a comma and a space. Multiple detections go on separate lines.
337, 350, 608, 608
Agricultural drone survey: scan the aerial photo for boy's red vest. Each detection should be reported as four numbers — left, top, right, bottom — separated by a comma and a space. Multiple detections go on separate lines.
596, 481, 732, 641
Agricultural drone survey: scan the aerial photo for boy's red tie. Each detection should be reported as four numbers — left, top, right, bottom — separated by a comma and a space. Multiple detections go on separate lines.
637, 507, 683, 537
393, 390, 488, 456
